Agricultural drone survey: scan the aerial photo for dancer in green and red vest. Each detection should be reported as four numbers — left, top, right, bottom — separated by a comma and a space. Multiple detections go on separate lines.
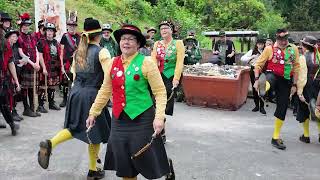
87, 24, 175, 180
37, 18, 111, 180
254, 29, 300, 150
59, 19, 80, 107
151, 20, 185, 143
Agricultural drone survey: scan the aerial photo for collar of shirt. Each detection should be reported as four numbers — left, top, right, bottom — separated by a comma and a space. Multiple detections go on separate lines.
122, 52, 138, 66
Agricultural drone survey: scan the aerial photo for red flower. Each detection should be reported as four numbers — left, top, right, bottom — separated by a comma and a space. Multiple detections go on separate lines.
134, 74, 140, 81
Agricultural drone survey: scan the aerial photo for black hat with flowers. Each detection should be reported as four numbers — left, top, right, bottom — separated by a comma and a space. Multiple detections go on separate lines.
114, 24, 146, 48
159, 20, 176, 33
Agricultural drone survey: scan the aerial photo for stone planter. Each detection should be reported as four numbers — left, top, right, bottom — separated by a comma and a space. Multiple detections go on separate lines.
182, 69, 250, 111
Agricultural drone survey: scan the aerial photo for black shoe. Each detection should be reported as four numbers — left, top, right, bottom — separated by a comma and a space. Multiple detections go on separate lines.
49, 103, 61, 110
165, 158, 175, 180
31, 109, 41, 117
260, 107, 266, 115
0, 121, 6, 128
59, 99, 67, 108
12, 110, 23, 121
87, 169, 105, 180
23, 108, 38, 117
271, 138, 286, 150
318, 134, 320, 143
38, 140, 52, 169
299, 135, 310, 143
252, 106, 259, 112
9, 123, 19, 136
37, 106, 48, 113
258, 73, 267, 97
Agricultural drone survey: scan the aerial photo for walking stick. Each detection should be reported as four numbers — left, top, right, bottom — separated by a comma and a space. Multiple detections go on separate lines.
167, 87, 176, 102
33, 69, 38, 113
131, 132, 157, 160
45, 75, 49, 110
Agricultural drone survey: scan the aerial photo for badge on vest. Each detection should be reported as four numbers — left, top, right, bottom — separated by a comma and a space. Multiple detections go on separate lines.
117, 71, 123, 77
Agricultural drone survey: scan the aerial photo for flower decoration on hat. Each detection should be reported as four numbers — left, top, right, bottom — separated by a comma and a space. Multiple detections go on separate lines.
18, 13, 32, 25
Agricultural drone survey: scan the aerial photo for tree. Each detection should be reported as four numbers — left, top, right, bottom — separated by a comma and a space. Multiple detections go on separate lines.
272, 0, 320, 30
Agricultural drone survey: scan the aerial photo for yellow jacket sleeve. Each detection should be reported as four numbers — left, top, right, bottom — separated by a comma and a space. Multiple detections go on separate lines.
254, 46, 272, 71
297, 55, 307, 95
151, 41, 159, 65
292, 45, 301, 74
89, 48, 112, 118
142, 56, 167, 120
174, 40, 185, 81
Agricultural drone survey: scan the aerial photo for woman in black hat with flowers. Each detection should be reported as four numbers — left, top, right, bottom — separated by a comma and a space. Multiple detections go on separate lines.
87, 24, 175, 180
151, 20, 185, 142
296, 35, 320, 143
37, 18, 111, 180
37, 22, 61, 112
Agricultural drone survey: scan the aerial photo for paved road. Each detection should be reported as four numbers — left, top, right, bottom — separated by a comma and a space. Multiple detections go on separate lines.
1, 98, 320, 180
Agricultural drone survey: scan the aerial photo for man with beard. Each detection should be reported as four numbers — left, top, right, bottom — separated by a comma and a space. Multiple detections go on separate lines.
100, 23, 119, 58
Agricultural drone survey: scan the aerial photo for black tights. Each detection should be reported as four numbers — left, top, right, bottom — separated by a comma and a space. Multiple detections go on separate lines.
0, 95, 14, 125
22, 88, 34, 110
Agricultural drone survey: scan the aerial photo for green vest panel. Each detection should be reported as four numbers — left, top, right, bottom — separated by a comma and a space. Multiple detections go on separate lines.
163, 40, 177, 78
124, 54, 153, 119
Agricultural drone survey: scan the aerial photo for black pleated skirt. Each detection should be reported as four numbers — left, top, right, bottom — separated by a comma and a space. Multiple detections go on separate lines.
297, 79, 320, 123
104, 107, 170, 179
64, 84, 111, 144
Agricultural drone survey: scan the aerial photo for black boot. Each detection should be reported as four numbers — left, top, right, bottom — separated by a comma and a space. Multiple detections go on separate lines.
23, 107, 38, 117
9, 122, 19, 136
12, 109, 23, 122
59, 87, 67, 108
87, 169, 105, 180
30, 106, 41, 117
271, 138, 286, 150
299, 135, 310, 143
59, 99, 67, 108
260, 106, 266, 115
165, 158, 175, 180
252, 106, 259, 112
49, 102, 61, 110
48, 89, 61, 110
37, 105, 48, 113
258, 73, 267, 97
38, 140, 52, 169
